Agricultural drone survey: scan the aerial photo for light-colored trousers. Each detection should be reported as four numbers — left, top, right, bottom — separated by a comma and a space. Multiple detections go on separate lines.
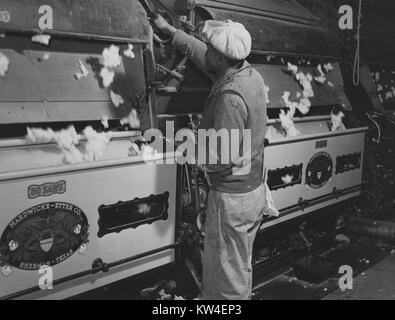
202, 183, 266, 300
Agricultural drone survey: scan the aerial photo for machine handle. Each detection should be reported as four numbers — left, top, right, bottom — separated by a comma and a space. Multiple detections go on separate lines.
332, 187, 343, 199
138, 0, 173, 44
156, 64, 184, 81
298, 197, 310, 211
138, 0, 157, 19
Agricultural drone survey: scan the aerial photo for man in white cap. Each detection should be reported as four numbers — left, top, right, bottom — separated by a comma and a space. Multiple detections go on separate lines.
153, 15, 267, 300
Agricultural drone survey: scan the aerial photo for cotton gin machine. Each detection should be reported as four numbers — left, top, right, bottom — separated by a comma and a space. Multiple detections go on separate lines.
0, 0, 179, 299
258, 60, 368, 230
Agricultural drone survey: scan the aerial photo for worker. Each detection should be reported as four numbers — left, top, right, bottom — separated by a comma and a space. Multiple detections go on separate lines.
153, 15, 268, 300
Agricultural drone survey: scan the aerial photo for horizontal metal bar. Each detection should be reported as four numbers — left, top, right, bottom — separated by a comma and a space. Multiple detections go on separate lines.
106, 244, 178, 270
267, 127, 369, 146
157, 113, 203, 118
0, 131, 142, 149
178, 87, 210, 93
0, 28, 148, 44
267, 115, 331, 125
277, 185, 363, 214
0, 152, 180, 182
250, 50, 340, 61
260, 185, 362, 230
1, 243, 179, 300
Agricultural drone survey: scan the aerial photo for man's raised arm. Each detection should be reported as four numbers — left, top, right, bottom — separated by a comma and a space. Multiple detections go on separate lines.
152, 15, 211, 79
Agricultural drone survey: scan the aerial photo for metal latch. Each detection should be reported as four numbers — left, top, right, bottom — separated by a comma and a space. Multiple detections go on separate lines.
157, 86, 178, 94
156, 64, 184, 81
333, 187, 343, 199
92, 258, 109, 273
148, 81, 178, 94
298, 197, 310, 211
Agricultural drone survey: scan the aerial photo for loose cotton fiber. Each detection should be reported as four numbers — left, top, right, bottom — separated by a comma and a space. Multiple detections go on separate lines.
0, 52, 10, 77
279, 108, 300, 137
120, 108, 140, 129
124, 44, 135, 59
103, 45, 121, 68
31, 34, 51, 46
110, 90, 124, 107
74, 59, 90, 80
100, 67, 115, 88
82, 126, 113, 162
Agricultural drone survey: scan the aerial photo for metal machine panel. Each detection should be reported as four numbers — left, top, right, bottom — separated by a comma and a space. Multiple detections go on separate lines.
262, 117, 368, 230
0, 0, 149, 43
0, 36, 146, 124
297, 0, 395, 65
209, 0, 319, 22
0, 141, 177, 299
253, 63, 339, 108
260, 190, 360, 230
197, 0, 342, 58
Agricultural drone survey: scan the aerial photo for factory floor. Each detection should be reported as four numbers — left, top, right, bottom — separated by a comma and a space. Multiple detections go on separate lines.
72, 237, 395, 300
322, 215, 395, 299
323, 251, 395, 300
323, 209, 395, 300
71, 263, 200, 300
252, 239, 395, 300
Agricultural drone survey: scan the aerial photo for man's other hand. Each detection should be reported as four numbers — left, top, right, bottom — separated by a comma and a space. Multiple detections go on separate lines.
152, 14, 177, 37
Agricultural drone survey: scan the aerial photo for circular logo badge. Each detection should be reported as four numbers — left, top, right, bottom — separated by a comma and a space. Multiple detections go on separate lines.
0, 202, 89, 271
306, 152, 333, 189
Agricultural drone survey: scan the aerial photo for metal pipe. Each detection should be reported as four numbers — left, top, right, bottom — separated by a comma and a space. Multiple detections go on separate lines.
348, 218, 395, 243
192, 166, 200, 214
185, 164, 193, 206
146, 22, 158, 128
158, 112, 203, 118
1, 243, 179, 300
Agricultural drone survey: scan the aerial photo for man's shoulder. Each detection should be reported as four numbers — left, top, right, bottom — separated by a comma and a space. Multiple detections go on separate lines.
216, 91, 246, 110
223, 68, 264, 93
215, 63, 265, 99
234, 64, 264, 85
250, 66, 265, 83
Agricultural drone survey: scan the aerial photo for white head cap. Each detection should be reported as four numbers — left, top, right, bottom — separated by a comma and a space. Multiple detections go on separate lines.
201, 20, 252, 60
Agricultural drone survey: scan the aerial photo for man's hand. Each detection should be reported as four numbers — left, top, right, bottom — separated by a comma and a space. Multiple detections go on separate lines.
152, 14, 177, 37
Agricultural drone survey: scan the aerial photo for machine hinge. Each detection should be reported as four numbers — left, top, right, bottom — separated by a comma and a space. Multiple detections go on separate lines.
298, 197, 310, 211
332, 187, 343, 199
